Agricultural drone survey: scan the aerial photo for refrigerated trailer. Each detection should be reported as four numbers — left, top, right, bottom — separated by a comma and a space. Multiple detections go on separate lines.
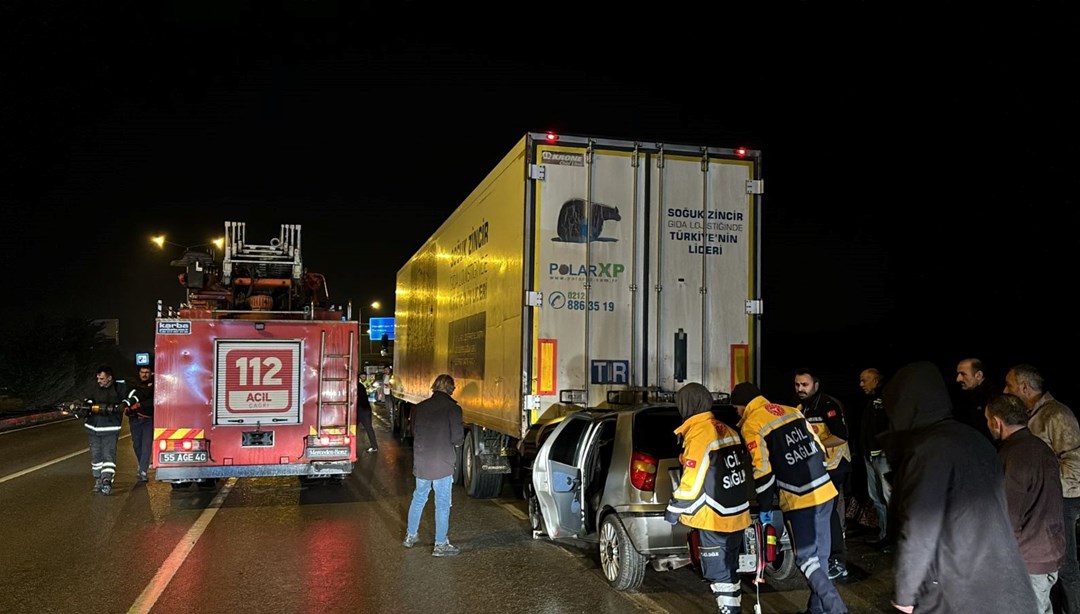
391, 133, 763, 498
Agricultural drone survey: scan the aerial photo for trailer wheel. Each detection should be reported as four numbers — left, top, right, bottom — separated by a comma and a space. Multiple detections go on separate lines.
389, 399, 401, 436
462, 428, 503, 499
764, 527, 798, 582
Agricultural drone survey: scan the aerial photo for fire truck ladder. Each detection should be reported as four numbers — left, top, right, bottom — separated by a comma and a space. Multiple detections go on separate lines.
317, 329, 355, 435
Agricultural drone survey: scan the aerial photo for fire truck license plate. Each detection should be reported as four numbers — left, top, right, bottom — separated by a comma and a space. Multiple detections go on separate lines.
159, 451, 208, 464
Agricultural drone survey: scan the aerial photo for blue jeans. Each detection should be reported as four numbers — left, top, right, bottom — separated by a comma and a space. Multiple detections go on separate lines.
865, 454, 892, 540
407, 475, 453, 544
130, 417, 154, 473
787, 502, 848, 614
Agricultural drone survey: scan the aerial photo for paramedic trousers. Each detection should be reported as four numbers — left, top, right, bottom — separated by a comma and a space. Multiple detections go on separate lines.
787, 501, 849, 614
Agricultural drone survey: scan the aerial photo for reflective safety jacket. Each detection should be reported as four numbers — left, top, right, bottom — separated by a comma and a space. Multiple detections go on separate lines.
738, 396, 837, 512
799, 392, 851, 472
667, 412, 751, 533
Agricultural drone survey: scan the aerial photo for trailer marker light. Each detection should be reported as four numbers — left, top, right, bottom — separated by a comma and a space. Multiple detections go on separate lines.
545, 132, 559, 143
735, 147, 748, 158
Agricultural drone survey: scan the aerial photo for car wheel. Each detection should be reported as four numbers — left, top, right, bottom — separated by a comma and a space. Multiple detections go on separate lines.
598, 514, 646, 591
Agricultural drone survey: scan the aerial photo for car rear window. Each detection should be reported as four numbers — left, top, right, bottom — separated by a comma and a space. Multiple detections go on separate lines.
632, 408, 682, 459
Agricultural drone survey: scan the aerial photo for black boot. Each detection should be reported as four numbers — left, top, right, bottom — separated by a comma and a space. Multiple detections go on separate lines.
92, 478, 102, 493
100, 479, 113, 496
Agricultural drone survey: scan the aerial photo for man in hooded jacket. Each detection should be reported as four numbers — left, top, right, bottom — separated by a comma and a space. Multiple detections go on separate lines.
665, 383, 751, 614
882, 361, 1036, 613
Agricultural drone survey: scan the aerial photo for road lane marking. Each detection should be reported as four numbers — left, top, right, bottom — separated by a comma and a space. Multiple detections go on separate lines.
128, 477, 237, 614
0, 433, 129, 484
494, 499, 527, 521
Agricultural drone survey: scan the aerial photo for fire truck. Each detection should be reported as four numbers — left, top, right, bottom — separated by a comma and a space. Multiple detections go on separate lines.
153, 221, 360, 487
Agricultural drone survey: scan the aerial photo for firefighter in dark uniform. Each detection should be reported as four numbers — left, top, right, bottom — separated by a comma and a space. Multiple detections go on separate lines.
666, 383, 751, 614
84, 365, 128, 495
794, 367, 852, 579
732, 382, 849, 614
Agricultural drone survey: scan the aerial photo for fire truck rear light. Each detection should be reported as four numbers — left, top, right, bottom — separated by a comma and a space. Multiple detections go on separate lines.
320, 436, 330, 445
343, 435, 351, 445
182, 440, 193, 451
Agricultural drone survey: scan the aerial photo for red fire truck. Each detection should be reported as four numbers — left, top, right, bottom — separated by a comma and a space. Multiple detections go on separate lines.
153, 221, 359, 487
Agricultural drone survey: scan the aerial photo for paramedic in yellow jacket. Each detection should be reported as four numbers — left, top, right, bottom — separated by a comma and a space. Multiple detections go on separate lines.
665, 382, 751, 614
731, 382, 849, 614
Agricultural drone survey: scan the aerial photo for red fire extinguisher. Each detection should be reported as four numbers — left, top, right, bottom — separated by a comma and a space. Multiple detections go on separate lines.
763, 521, 777, 563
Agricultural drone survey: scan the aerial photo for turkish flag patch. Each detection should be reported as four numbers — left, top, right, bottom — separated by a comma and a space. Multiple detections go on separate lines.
685, 459, 697, 468
827, 409, 837, 418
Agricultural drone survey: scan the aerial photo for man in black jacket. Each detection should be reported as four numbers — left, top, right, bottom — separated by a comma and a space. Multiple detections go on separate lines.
123, 364, 155, 482
84, 365, 127, 495
403, 373, 464, 557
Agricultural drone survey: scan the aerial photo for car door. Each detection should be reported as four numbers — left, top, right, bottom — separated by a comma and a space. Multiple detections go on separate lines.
532, 413, 595, 539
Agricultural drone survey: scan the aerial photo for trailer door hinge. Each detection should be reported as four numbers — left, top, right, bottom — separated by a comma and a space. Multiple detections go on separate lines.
529, 164, 546, 181
524, 395, 541, 410
525, 291, 543, 307
746, 179, 764, 195
745, 299, 764, 315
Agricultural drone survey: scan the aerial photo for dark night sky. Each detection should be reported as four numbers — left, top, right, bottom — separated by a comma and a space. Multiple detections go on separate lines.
2, 2, 1079, 405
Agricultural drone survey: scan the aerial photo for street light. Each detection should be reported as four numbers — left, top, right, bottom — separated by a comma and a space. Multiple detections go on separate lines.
370, 301, 381, 311
151, 235, 225, 252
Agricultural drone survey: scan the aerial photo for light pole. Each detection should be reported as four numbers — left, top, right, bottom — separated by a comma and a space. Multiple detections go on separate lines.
365, 301, 382, 355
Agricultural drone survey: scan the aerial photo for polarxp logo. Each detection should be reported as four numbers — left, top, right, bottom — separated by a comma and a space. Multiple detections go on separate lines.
548, 262, 625, 278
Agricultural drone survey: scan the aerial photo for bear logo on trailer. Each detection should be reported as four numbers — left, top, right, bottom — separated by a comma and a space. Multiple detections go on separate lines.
553, 198, 622, 243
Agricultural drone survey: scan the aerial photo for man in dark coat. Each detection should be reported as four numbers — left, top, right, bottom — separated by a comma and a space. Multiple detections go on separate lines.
883, 361, 1036, 613
403, 373, 464, 557
954, 357, 997, 441
986, 392, 1065, 614
123, 364, 155, 482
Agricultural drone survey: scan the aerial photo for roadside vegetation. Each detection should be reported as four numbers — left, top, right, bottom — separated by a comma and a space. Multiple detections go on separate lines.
0, 318, 126, 412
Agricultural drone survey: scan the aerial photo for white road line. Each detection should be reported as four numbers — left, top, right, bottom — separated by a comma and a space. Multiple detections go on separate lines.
128, 477, 237, 614
0, 433, 130, 484
0, 449, 87, 483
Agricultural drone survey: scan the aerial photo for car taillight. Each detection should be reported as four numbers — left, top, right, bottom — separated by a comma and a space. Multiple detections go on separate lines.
629, 451, 659, 491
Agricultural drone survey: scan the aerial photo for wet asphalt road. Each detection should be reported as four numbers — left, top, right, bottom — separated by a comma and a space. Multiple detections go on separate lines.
0, 407, 898, 613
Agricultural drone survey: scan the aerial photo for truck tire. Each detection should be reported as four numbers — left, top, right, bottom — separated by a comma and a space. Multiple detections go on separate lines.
462, 428, 503, 499
598, 514, 646, 591
389, 398, 401, 436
